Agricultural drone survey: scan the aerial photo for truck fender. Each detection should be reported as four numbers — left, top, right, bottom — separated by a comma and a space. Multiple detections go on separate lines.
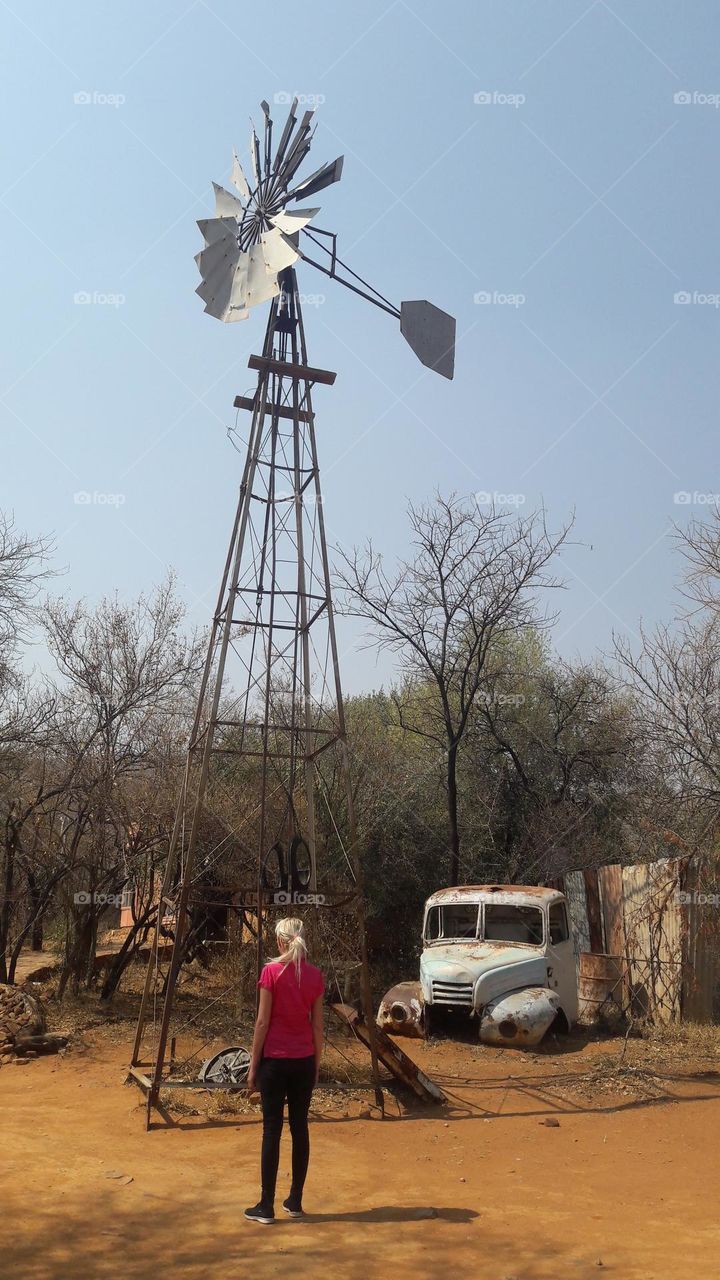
479, 986, 562, 1048
377, 981, 425, 1038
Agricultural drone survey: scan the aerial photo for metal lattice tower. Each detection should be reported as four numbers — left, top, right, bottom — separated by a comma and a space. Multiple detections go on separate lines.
130, 273, 378, 1120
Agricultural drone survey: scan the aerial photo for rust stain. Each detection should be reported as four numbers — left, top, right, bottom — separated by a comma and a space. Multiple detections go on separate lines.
427, 884, 562, 903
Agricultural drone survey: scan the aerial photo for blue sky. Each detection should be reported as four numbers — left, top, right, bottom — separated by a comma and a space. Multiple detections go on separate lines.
1, 1, 718, 693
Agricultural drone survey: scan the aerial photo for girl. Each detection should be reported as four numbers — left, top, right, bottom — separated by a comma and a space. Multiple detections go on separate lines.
244, 917, 325, 1224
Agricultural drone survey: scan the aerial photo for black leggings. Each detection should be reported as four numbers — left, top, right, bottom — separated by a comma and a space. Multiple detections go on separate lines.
259, 1054, 316, 1208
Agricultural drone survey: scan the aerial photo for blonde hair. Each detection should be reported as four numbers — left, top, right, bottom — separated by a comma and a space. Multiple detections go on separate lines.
275, 917, 308, 982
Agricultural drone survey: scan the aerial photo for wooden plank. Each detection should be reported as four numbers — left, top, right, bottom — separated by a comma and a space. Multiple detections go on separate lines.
681, 859, 720, 1022
233, 395, 313, 423
564, 870, 591, 957
330, 1002, 445, 1104
583, 868, 604, 953
622, 860, 682, 1024
129, 1066, 247, 1094
248, 354, 336, 385
598, 864, 625, 957
154, 1078, 242, 1091
128, 1066, 152, 1092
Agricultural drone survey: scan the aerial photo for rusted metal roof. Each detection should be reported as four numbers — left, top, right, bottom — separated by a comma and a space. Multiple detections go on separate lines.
426, 884, 563, 906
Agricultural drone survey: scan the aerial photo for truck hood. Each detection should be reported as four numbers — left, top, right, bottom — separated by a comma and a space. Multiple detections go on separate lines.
421, 942, 542, 981
420, 941, 549, 1008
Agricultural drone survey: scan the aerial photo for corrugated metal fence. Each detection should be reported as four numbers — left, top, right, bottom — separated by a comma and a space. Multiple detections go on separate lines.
555, 858, 719, 1024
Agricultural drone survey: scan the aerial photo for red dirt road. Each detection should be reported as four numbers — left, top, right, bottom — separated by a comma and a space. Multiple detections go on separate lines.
1, 1035, 719, 1279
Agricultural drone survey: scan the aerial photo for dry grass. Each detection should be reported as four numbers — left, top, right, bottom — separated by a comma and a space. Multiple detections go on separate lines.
638, 1018, 720, 1060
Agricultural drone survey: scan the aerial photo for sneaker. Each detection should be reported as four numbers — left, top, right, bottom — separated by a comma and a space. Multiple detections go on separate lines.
244, 1202, 274, 1224
282, 1196, 304, 1218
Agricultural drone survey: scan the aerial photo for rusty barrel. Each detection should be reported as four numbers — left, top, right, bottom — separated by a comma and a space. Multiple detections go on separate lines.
577, 952, 626, 1026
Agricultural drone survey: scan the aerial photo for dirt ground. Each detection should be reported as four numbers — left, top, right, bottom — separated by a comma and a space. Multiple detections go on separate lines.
2, 1018, 719, 1280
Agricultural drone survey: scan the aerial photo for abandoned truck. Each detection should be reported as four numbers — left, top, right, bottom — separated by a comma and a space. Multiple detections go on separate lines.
379, 885, 578, 1047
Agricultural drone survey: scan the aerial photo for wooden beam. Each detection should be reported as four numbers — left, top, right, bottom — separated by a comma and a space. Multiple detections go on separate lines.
233, 395, 313, 423
330, 1002, 445, 1104
127, 1065, 152, 1092
248, 354, 336, 385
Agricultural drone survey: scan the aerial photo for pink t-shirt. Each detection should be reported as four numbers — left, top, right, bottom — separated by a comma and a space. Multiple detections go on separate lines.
258, 959, 325, 1058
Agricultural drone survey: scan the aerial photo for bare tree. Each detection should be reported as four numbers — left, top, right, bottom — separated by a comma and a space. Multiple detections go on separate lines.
615, 514, 720, 815
0, 514, 54, 758
335, 494, 571, 883
0, 512, 52, 652
41, 576, 204, 995
0, 514, 57, 980
675, 506, 720, 612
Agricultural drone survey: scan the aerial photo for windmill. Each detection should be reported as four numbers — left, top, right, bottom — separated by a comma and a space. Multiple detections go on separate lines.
129, 99, 455, 1125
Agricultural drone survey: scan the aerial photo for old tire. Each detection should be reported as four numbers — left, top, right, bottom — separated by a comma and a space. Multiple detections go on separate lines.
289, 836, 312, 891
261, 842, 286, 892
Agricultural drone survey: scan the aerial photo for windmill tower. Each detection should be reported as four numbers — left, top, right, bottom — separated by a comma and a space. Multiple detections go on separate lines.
129, 99, 455, 1125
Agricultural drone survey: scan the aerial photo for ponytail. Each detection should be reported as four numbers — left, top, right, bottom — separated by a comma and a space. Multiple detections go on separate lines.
275, 917, 308, 982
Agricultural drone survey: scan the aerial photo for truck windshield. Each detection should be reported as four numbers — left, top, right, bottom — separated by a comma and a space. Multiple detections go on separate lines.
424, 903, 479, 941
483, 903, 544, 946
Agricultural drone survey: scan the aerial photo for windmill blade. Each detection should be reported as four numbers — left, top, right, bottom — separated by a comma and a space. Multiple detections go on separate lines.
198, 216, 239, 246
279, 141, 313, 189
286, 108, 315, 157
196, 237, 239, 279
270, 206, 319, 234
278, 110, 315, 182
197, 243, 252, 322
260, 226, 300, 274
288, 156, 344, 202
246, 243, 280, 308
273, 96, 299, 170
260, 100, 273, 176
400, 301, 455, 380
228, 254, 250, 318
230, 149, 250, 199
212, 182, 244, 218
250, 123, 262, 186
196, 249, 239, 318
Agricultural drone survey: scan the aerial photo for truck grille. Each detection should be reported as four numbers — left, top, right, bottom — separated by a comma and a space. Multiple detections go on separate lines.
431, 979, 473, 1007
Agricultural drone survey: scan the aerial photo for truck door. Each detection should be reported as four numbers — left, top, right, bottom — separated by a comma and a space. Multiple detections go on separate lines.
546, 901, 578, 1024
